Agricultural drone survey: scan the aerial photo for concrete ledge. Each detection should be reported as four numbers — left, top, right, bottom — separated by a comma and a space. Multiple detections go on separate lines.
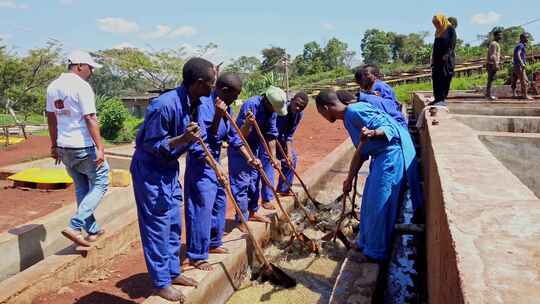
413, 92, 540, 304
453, 114, 540, 133
0, 208, 140, 304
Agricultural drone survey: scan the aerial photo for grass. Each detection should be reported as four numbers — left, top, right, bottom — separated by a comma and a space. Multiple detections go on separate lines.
0, 113, 46, 126
394, 73, 505, 104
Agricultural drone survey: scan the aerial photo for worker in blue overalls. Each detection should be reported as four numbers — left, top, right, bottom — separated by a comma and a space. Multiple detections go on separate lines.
228, 86, 288, 232
354, 64, 408, 129
184, 72, 243, 271
260, 92, 308, 201
315, 89, 423, 262
130, 58, 216, 302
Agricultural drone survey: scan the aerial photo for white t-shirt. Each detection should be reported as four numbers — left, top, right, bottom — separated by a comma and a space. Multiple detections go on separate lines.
46, 73, 96, 148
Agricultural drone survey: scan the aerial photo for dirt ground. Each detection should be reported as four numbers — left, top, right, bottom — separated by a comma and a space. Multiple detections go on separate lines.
0, 180, 74, 233
32, 104, 348, 304
0, 135, 51, 167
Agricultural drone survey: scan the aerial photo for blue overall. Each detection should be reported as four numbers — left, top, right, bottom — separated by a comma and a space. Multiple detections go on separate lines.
344, 102, 422, 260
184, 92, 232, 261
357, 92, 408, 129
130, 85, 194, 289
228, 96, 278, 222
276, 109, 304, 193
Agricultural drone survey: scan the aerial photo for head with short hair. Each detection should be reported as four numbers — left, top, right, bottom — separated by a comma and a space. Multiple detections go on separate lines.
182, 57, 216, 100
336, 90, 356, 105
493, 30, 503, 41
315, 89, 346, 123
448, 17, 458, 28
520, 33, 529, 44
354, 64, 379, 90
215, 72, 242, 105
290, 91, 309, 114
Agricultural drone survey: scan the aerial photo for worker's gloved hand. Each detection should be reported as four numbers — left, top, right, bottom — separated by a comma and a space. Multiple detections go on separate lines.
248, 157, 262, 169
184, 122, 201, 143
342, 177, 353, 194
215, 97, 227, 115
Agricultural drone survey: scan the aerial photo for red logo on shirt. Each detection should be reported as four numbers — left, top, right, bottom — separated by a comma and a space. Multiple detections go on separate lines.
54, 99, 65, 109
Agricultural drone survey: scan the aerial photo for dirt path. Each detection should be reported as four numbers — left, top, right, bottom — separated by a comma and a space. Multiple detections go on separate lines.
32, 104, 348, 304
0, 136, 51, 167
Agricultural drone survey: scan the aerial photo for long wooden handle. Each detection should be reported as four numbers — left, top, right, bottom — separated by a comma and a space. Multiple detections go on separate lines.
222, 110, 302, 239
194, 136, 272, 268
275, 140, 318, 203
250, 117, 316, 225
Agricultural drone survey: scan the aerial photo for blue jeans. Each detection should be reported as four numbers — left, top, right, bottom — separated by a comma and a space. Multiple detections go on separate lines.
58, 147, 109, 234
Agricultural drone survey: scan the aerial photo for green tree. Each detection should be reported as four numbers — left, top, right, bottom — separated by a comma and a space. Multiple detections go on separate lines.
260, 46, 288, 72
361, 29, 393, 65
481, 26, 534, 55
225, 56, 261, 74
293, 41, 325, 76
323, 37, 352, 70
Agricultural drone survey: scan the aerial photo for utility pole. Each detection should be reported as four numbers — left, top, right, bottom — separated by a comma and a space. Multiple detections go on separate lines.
282, 56, 290, 98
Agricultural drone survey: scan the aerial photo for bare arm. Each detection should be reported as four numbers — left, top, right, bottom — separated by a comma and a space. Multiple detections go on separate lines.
46, 111, 60, 164
344, 142, 367, 194
84, 113, 105, 167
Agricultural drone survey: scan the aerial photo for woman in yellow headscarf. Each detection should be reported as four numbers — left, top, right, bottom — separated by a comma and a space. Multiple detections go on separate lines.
430, 14, 457, 106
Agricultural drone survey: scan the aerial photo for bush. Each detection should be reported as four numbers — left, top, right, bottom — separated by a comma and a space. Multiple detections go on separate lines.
98, 98, 130, 140
112, 116, 143, 143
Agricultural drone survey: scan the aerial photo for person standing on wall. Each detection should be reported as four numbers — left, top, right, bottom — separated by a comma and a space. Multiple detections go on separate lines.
46, 50, 109, 248
430, 14, 457, 106
486, 30, 502, 101
511, 33, 533, 100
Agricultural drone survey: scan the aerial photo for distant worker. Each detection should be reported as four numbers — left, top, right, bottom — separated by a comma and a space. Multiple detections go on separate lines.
485, 30, 503, 100
228, 86, 287, 232
275, 92, 309, 196
354, 65, 407, 129
431, 14, 457, 106
511, 33, 533, 100
46, 50, 109, 248
130, 57, 216, 302
184, 72, 243, 271
315, 89, 423, 262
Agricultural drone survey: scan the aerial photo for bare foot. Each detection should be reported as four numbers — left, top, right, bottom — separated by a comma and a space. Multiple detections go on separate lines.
156, 285, 186, 302
249, 212, 271, 223
190, 260, 213, 271
172, 275, 198, 287
261, 201, 275, 210
209, 246, 229, 254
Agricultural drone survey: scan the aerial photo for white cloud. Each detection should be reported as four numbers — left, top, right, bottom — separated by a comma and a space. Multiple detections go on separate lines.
141, 25, 196, 39
471, 12, 501, 25
322, 22, 335, 31
113, 42, 135, 49
97, 17, 140, 33
0, 0, 28, 9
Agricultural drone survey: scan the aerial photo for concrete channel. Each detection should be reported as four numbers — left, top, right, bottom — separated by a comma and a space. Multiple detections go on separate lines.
0, 139, 360, 304
412, 93, 540, 303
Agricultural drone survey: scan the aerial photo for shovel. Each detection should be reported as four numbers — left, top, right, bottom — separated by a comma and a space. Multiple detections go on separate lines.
274, 140, 325, 211
223, 110, 319, 254
249, 117, 319, 228
321, 194, 352, 250
194, 135, 297, 288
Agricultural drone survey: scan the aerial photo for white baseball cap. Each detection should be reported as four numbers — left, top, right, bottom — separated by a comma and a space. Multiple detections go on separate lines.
265, 86, 288, 116
67, 50, 102, 68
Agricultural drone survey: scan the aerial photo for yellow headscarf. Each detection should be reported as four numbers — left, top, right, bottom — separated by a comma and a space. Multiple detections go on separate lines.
432, 14, 451, 38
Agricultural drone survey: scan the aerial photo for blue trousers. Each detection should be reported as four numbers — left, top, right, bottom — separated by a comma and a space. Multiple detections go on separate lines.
357, 146, 404, 261
277, 148, 297, 193
259, 147, 275, 202
228, 148, 260, 223
131, 158, 182, 289
210, 185, 227, 248
59, 147, 109, 235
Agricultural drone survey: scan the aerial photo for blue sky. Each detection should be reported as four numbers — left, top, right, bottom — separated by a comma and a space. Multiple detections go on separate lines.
1, 0, 539, 64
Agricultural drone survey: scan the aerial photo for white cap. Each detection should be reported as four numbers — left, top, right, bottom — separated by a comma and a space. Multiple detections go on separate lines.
67, 50, 102, 68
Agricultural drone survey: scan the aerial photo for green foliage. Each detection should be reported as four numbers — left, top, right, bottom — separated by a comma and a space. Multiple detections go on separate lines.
361, 29, 393, 65
97, 97, 130, 140
260, 47, 288, 73
481, 26, 534, 55
225, 56, 261, 74
240, 72, 278, 99
290, 67, 351, 89
293, 38, 355, 77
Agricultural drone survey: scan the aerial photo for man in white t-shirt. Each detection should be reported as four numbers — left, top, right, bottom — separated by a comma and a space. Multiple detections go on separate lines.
46, 50, 109, 247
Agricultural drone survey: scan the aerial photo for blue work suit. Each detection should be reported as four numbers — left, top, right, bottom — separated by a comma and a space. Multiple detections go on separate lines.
184, 93, 231, 261
130, 85, 194, 289
228, 96, 278, 222
357, 92, 408, 129
276, 108, 304, 193
344, 102, 422, 260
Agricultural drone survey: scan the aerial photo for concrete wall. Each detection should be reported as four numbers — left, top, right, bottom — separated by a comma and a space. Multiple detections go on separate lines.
413, 93, 540, 303
454, 115, 540, 133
